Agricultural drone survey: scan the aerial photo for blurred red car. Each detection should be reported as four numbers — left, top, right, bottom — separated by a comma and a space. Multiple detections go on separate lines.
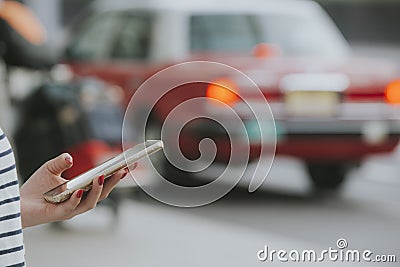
62, 0, 400, 190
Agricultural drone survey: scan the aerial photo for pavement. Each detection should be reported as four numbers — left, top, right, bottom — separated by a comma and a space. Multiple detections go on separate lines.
23, 154, 400, 267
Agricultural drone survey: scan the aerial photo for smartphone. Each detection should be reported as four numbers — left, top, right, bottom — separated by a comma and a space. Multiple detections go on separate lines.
44, 140, 164, 203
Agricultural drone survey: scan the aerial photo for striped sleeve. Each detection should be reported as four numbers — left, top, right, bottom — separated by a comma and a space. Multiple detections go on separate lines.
0, 128, 25, 267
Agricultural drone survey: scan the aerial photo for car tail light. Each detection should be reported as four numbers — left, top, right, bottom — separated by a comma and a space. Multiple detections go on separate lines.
206, 78, 239, 106
252, 43, 281, 58
385, 80, 400, 104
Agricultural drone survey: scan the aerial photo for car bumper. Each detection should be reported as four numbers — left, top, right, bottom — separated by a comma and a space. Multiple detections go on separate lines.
275, 119, 400, 162
179, 102, 400, 163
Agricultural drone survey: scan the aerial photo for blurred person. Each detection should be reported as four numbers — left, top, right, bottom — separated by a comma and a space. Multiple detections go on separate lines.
0, 1, 130, 266
0, 0, 53, 69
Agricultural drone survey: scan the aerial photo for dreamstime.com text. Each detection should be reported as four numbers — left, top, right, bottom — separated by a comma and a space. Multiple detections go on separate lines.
257, 239, 396, 263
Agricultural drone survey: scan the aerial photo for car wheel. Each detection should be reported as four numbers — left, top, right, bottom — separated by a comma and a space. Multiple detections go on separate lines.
306, 163, 347, 190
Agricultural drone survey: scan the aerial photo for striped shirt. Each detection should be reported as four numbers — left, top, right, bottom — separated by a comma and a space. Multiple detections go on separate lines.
0, 128, 25, 267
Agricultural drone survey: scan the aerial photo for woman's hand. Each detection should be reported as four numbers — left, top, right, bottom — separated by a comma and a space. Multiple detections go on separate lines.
20, 153, 131, 228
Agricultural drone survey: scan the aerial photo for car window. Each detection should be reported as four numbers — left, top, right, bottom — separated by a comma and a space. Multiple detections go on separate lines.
190, 14, 261, 53
260, 14, 350, 57
111, 14, 153, 61
189, 13, 349, 57
65, 12, 121, 61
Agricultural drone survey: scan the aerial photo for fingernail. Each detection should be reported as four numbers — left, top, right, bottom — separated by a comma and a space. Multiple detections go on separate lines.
65, 154, 73, 165
77, 190, 84, 198
121, 170, 129, 180
98, 175, 105, 186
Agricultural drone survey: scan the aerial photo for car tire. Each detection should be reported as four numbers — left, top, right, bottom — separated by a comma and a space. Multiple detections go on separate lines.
306, 163, 347, 190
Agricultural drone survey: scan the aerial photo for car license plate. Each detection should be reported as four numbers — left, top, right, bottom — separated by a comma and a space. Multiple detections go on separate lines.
285, 91, 340, 117
245, 120, 281, 144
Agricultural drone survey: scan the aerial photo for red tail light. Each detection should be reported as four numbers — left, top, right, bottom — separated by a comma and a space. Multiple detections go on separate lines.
385, 80, 400, 104
252, 43, 281, 58
206, 78, 239, 106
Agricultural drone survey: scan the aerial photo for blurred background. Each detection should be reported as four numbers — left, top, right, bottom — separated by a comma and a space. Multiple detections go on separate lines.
0, 0, 399, 266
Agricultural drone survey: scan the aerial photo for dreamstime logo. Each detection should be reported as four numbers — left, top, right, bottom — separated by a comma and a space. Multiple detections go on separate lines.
122, 61, 276, 207
336, 238, 348, 250
257, 238, 397, 263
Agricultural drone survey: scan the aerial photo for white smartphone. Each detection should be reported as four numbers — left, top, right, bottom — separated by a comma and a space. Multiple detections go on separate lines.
43, 140, 164, 203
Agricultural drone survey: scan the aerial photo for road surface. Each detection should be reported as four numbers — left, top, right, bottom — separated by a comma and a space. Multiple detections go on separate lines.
24, 154, 400, 266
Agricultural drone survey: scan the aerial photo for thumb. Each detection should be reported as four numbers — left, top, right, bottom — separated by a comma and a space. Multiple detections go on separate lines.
44, 153, 74, 176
